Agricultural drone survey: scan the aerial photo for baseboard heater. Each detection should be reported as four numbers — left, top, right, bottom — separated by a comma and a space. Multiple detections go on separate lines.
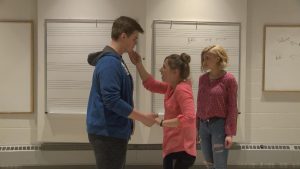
1, 143, 300, 167
1, 143, 298, 151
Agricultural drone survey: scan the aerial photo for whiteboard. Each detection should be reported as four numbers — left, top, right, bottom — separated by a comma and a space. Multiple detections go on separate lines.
152, 21, 241, 114
264, 25, 300, 91
0, 21, 33, 113
46, 20, 138, 114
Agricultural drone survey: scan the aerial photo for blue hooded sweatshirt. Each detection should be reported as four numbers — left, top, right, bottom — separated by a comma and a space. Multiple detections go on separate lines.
86, 46, 134, 140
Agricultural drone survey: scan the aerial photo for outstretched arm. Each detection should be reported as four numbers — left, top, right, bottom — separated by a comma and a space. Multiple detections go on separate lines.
129, 51, 168, 94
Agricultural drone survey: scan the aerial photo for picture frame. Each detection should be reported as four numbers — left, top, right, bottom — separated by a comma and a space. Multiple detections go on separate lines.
263, 25, 300, 91
0, 20, 34, 113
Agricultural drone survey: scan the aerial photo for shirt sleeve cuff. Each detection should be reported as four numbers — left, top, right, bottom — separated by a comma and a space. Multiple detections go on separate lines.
177, 114, 195, 128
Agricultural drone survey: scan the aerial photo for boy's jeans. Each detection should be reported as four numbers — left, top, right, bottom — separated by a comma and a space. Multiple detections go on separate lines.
88, 134, 128, 169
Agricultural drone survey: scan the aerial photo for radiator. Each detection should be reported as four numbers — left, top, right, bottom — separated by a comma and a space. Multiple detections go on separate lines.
0, 144, 300, 167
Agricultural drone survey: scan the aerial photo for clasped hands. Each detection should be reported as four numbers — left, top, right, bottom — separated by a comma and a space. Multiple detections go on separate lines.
141, 113, 162, 127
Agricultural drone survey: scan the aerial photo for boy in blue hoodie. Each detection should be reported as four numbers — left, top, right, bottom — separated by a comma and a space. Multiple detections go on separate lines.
86, 16, 157, 169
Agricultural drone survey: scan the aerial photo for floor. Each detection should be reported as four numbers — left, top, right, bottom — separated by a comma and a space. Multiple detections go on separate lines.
1, 165, 300, 169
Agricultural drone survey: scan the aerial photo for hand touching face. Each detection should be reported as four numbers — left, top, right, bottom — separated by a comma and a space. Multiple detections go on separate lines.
128, 51, 142, 65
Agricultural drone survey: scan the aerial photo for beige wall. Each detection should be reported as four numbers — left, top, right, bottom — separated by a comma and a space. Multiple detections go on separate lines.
1, 0, 300, 146
36, 0, 247, 144
246, 0, 300, 143
0, 0, 37, 145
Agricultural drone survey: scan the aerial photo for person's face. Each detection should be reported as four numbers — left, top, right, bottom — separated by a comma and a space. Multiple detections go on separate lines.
202, 52, 220, 70
159, 59, 178, 84
122, 31, 139, 53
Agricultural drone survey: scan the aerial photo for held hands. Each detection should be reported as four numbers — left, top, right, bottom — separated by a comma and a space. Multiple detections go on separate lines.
128, 50, 142, 65
141, 113, 159, 127
155, 117, 162, 126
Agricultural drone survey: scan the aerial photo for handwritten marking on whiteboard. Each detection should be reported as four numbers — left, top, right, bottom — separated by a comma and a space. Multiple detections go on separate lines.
204, 37, 227, 43
277, 37, 300, 46
277, 37, 290, 43
204, 38, 213, 42
290, 54, 300, 60
274, 55, 300, 61
187, 37, 196, 44
275, 55, 283, 60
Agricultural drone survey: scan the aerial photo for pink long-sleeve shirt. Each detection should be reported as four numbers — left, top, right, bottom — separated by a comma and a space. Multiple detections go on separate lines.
143, 76, 196, 158
197, 72, 238, 136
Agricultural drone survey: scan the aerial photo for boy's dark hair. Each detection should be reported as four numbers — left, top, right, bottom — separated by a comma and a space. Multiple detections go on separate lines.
111, 16, 144, 40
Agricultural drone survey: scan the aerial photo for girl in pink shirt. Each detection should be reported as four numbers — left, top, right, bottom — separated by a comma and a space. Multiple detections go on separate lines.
197, 45, 238, 169
129, 52, 196, 169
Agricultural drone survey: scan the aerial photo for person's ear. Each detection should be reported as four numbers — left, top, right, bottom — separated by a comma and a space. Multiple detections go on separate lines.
121, 33, 127, 39
174, 69, 180, 76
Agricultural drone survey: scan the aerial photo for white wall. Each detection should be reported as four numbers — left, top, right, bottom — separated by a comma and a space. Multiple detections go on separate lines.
246, 0, 300, 144
0, 0, 37, 145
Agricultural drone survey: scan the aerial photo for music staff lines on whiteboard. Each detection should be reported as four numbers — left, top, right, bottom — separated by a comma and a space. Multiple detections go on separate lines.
275, 54, 300, 61
190, 64, 201, 71
48, 45, 102, 54
156, 46, 202, 53
225, 67, 239, 73
187, 37, 232, 45
48, 98, 86, 107
48, 44, 100, 48
48, 80, 90, 89
48, 27, 111, 36
152, 97, 164, 108
156, 49, 238, 64
156, 29, 239, 38
203, 37, 227, 42
187, 37, 196, 44
47, 62, 92, 72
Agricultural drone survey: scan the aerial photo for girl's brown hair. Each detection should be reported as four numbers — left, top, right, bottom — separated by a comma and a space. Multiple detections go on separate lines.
165, 53, 191, 80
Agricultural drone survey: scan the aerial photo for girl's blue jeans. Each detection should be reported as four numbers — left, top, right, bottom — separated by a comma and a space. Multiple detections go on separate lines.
199, 118, 229, 169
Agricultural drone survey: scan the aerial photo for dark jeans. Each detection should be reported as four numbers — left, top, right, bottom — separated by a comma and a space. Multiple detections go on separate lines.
163, 151, 196, 169
88, 134, 128, 169
199, 118, 228, 169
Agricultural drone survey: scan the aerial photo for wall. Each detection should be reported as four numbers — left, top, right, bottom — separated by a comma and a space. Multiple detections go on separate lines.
1, 0, 300, 166
0, 0, 37, 145
0, 0, 248, 145
36, 0, 147, 143
143, 0, 248, 143
246, 0, 300, 143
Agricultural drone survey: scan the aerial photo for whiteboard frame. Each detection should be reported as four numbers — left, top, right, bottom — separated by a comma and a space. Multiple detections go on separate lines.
152, 20, 241, 114
45, 19, 140, 114
263, 25, 300, 92
0, 20, 34, 114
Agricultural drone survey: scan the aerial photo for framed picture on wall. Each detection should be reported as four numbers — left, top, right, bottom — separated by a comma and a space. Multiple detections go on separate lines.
263, 25, 300, 91
0, 21, 34, 113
